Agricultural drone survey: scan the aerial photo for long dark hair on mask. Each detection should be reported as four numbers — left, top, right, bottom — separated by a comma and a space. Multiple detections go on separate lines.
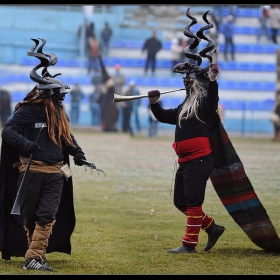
29, 96, 76, 149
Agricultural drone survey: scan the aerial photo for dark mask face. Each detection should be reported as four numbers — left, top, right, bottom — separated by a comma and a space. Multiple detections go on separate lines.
52, 92, 66, 107
183, 77, 194, 91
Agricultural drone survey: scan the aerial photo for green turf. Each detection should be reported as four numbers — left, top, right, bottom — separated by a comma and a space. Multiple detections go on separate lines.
1, 129, 280, 274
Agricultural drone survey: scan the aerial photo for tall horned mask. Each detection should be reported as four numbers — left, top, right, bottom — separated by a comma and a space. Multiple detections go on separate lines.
24, 38, 70, 102
173, 7, 217, 90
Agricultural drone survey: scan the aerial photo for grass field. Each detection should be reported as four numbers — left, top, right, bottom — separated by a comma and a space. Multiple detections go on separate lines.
1, 128, 280, 275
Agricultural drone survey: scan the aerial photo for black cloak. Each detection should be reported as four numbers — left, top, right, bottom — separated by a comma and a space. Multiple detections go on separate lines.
0, 105, 76, 260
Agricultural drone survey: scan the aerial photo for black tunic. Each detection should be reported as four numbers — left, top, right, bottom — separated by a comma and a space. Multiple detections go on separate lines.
150, 80, 219, 142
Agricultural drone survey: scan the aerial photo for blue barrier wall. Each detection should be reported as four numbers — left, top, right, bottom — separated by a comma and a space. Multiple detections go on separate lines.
6, 98, 274, 135
63, 98, 275, 136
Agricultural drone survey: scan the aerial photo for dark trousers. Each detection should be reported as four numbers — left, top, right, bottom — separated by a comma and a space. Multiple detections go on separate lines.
134, 108, 141, 132
144, 53, 156, 73
122, 109, 133, 136
102, 40, 110, 55
148, 120, 158, 137
87, 56, 99, 73
224, 37, 235, 61
271, 28, 279, 44
18, 172, 64, 228
71, 105, 80, 124
257, 19, 271, 41
173, 153, 214, 208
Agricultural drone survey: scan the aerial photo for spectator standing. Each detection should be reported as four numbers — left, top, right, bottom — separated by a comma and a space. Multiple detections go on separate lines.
121, 90, 134, 137
0, 88, 11, 127
270, 49, 280, 141
127, 80, 142, 133
213, 6, 223, 32
112, 64, 126, 97
142, 30, 162, 76
69, 83, 85, 125
89, 83, 103, 126
96, 89, 107, 131
221, 14, 235, 61
257, 5, 271, 42
87, 34, 101, 75
132, 83, 141, 133
269, 5, 280, 44
77, 19, 94, 57
270, 90, 280, 141
89, 83, 103, 104
88, 22, 95, 36
101, 22, 113, 56
170, 38, 183, 75
148, 100, 161, 138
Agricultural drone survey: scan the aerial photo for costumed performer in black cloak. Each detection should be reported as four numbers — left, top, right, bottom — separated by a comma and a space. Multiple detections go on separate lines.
0, 38, 90, 271
97, 52, 119, 132
147, 8, 280, 254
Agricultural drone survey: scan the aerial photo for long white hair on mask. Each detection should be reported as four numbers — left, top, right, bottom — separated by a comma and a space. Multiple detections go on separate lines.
178, 79, 206, 128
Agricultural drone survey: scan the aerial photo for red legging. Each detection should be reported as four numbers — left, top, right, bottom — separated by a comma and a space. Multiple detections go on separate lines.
180, 206, 213, 248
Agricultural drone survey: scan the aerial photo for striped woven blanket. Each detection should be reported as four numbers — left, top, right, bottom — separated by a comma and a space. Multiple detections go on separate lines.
209, 114, 280, 253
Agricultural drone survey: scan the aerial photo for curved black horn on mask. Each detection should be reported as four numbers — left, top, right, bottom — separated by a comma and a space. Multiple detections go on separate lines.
28, 38, 47, 85
37, 38, 58, 65
172, 7, 217, 90
183, 7, 200, 47
23, 38, 70, 102
28, 38, 59, 85
196, 10, 216, 63
29, 38, 58, 67
182, 7, 203, 66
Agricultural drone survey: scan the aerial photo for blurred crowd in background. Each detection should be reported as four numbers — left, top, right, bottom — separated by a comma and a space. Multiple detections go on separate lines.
1, 5, 280, 139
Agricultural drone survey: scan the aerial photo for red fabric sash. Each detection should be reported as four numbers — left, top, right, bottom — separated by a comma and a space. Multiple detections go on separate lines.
172, 137, 212, 163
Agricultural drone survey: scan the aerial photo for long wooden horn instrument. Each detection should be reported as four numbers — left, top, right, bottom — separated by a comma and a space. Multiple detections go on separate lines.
113, 88, 185, 103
